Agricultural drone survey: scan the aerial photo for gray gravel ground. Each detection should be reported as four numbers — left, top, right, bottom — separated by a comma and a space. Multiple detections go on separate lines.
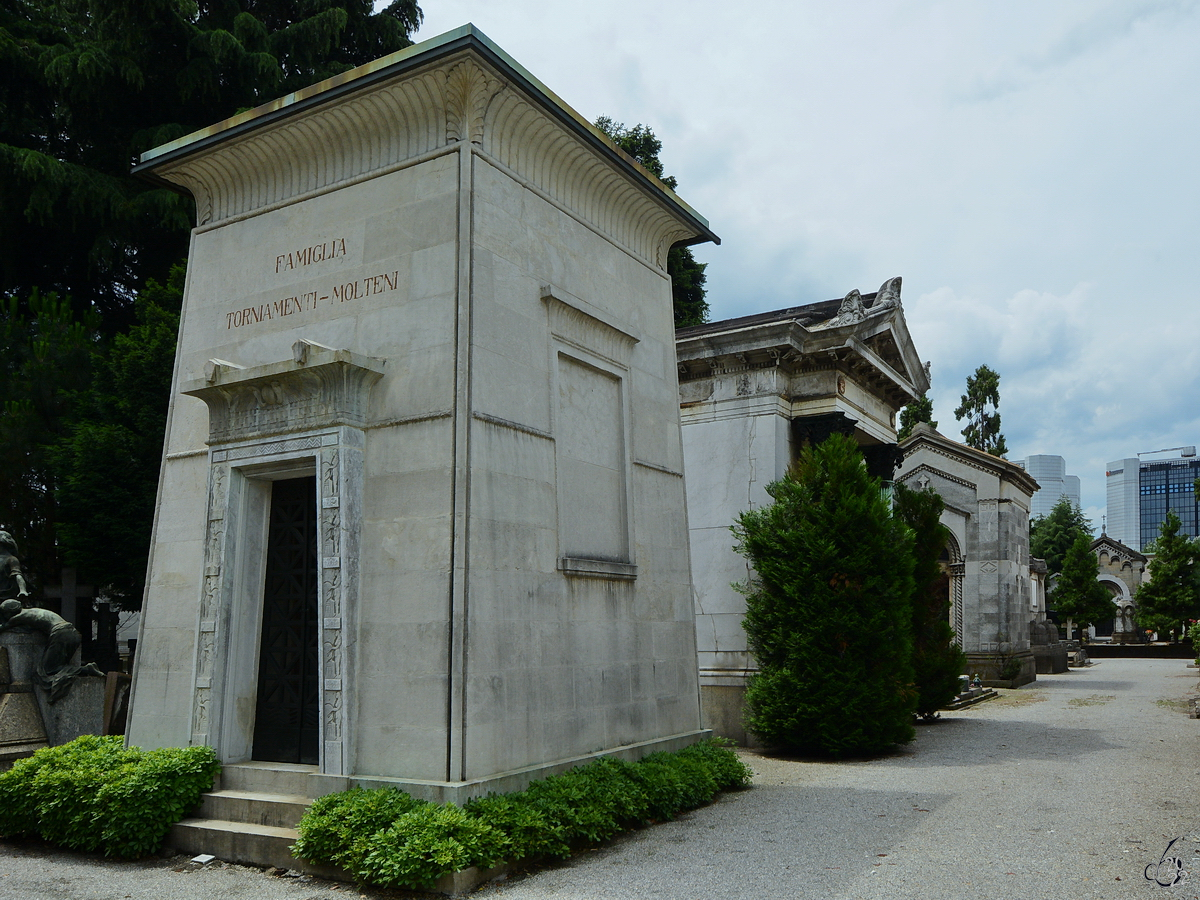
2, 657, 1198, 900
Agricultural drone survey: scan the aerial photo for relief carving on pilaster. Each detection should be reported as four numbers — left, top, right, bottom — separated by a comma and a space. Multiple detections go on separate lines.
318, 444, 347, 771
323, 572, 341, 618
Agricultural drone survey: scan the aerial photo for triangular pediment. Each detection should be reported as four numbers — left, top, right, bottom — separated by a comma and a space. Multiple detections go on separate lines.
864, 329, 916, 384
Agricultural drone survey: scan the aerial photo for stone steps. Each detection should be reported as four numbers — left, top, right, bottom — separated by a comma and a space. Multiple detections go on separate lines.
167, 763, 505, 895
168, 764, 340, 875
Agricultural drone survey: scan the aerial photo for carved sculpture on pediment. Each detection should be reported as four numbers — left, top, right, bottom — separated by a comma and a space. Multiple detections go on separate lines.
824, 289, 867, 328
872, 276, 903, 313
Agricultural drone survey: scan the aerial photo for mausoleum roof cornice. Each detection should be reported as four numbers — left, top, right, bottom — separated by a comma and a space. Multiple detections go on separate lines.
1090, 534, 1147, 562
676, 280, 929, 406
132, 24, 717, 253
900, 424, 1041, 495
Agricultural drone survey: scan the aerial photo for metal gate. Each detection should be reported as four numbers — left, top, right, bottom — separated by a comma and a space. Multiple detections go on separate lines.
252, 476, 320, 764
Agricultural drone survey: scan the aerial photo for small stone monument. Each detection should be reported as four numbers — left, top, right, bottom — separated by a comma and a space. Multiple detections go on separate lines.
127, 25, 716, 801
0, 601, 107, 746
0, 646, 49, 766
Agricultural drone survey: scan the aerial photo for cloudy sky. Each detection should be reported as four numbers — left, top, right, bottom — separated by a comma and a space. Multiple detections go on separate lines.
414, 1, 1200, 528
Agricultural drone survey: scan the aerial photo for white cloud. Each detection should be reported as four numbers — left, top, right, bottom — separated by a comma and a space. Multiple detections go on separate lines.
407, 1, 1200, 517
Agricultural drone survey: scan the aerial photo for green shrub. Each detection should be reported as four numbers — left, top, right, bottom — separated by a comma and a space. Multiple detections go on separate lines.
462, 794, 566, 861
675, 737, 753, 790
354, 804, 506, 890
0, 735, 219, 857
293, 739, 749, 889
292, 787, 421, 870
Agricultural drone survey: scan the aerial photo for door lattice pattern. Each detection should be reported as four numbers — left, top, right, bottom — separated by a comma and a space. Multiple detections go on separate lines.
253, 476, 320, 764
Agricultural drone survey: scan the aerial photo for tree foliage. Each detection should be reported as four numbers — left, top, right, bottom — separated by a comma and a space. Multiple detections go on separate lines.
1, 0, 422, 323
594, 117, 708, 327
53, 265, 184, 608
0, 291, 98, 584
1050, 532, 1112, 635
897, 392, 936, 441
735, 434, 916, 756
1137, 511, 1200, 636
954, 364, 1007, 457
893, 482, 965, 719
1030, 496, 1092, 575
1, 0, 421, 602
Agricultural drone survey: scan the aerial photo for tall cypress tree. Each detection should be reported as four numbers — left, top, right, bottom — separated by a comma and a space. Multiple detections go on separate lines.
1137, 511, 1200, 637
1050, 532, 1112, 642
893, 481, 965, 719
735, 434, 916, 756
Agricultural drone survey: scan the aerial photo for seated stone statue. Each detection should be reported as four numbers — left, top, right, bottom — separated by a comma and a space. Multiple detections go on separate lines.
0, 599, 103, 702
0, 531, 30, 605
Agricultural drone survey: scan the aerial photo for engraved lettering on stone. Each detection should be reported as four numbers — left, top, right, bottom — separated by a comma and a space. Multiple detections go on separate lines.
331, 270, 400, 305
275, 238, 347, 274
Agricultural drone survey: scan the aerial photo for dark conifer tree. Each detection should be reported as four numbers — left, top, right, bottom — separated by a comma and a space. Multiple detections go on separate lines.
893, 481, 965, 719
1137, 511, 1200, 637
735, 434, 916, 756
54, 265, 184, 608
1051, 532, 1114, 641
1, 0, 422, 323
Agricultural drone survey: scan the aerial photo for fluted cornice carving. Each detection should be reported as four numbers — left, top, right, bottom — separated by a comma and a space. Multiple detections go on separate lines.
147, 48, 702, 270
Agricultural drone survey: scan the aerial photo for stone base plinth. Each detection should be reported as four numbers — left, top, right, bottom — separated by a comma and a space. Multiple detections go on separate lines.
966, 650, 1037, 687
0, 633, 107, 746
1032, 642, 1069, 674
699, 678, 765, 748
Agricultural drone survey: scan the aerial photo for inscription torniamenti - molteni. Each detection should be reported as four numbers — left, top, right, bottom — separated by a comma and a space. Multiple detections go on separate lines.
224, 238, 398, 329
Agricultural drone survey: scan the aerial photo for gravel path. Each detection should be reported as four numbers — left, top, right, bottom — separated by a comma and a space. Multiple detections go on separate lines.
2, 658, 1198, 899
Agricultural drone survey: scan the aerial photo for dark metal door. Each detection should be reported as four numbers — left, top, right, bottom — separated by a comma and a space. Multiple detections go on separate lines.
253, 476, 320, 764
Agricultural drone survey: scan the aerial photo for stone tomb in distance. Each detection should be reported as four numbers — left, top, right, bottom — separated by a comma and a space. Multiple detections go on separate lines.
127, 26, 716, 803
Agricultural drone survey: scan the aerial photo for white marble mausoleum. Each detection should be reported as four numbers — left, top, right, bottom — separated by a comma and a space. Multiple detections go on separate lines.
127, 26, 716, 801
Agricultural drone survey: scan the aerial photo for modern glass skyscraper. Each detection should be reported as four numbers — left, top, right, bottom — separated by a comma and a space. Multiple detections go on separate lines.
1018, 455, 1081, 521
1106, 448, 1200, 551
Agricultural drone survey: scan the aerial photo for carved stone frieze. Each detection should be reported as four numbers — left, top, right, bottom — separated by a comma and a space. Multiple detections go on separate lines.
143, 42, 712, 272
184, 343, 383, 444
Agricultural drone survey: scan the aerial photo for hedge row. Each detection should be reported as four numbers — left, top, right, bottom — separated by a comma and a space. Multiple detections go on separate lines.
292, 739, 752, 890
0, 735, 220, 858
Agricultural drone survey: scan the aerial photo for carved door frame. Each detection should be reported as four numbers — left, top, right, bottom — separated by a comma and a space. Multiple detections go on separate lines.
190, 427, 362, 775
184, 343, 381, 775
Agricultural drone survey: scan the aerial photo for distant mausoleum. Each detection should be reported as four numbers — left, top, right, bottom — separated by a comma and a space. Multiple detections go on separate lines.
1090, 533, 1147, 642
896, 424, 1039, 686
676, 279, 930, 741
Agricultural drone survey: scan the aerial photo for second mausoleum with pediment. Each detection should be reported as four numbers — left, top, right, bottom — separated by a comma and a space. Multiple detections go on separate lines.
675, 279, 931, 740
